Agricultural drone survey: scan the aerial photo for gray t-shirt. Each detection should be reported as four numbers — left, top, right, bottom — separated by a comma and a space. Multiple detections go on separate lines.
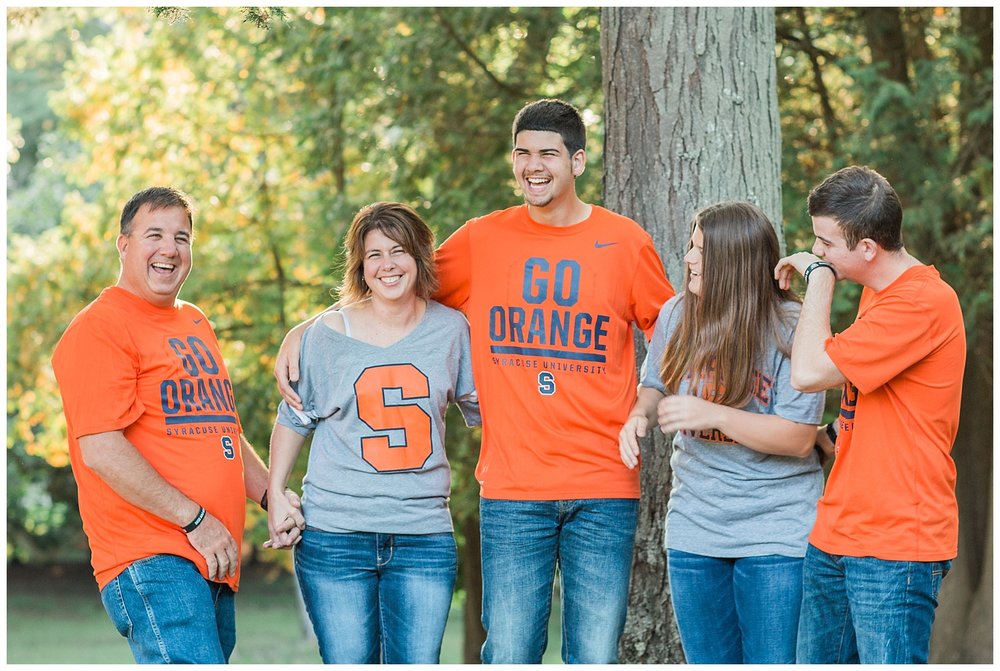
641, 295, 824, 558
276, 300, 480, 535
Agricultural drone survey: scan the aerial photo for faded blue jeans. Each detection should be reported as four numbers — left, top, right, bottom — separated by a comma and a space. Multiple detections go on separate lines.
479, 497, 638, 664
294, 527, 457, 664
667, 549, 804, 663
796, 544, 952, 663
99, 553, 235, 664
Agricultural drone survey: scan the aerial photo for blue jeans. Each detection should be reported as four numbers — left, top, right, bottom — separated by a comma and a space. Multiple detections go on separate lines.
479, 497, 638, 664
294, 527, 457, 664
99, 554, 235, 664
667, 549, 804, 663
796, 544, 952, 663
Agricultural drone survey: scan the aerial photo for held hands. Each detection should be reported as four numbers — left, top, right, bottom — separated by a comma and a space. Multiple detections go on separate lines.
774, 252, 821, 291
618, 414, 648, 470
265, 489, 306, 550
186, 511, 239, 581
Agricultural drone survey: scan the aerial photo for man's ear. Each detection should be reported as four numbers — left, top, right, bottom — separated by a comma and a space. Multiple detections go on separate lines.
571, 149, 586, 177
116, 234, 128, 257
859, 238, 878, 262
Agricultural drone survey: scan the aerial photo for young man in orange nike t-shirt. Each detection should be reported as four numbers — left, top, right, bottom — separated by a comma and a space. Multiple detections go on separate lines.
774, 166, 965, 664
52, 187, 305, 663
275, 100, 674, 663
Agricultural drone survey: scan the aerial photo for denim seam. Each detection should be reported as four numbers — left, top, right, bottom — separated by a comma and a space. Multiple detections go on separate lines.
834, 554, 853, 664
110, 576, 135, 640
126, 562, 172, 663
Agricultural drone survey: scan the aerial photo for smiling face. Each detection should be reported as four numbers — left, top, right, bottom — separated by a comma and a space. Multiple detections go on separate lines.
684, 224, 704, 297
116, 204, 192, 307
511, 130, 584, 210
362, 228, 418, 304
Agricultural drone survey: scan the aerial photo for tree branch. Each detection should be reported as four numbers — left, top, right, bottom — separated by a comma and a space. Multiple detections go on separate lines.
432, 10, 521, 97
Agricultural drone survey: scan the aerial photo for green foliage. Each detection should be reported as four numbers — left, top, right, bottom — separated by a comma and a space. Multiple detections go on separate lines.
6, 6, 602, 563
776, 7, 992, 345
8, 6, 990, 571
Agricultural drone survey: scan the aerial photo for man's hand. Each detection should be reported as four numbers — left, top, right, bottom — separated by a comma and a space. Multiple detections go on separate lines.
618, 415, 648, 470
274, 326, 306, 410
774, 251, 821, 291
186, 512, 239, 581
815, 424, 836, 467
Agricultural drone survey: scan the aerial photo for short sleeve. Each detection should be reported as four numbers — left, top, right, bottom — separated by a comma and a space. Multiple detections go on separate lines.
639, 298, 682, 393
52, 312, 144, 438
274, 326, 320, 435
433, 223, 472, 311
629, 238, 675, 339
826, 289, 942, 395
453, 315, 481, 427
772, 350, 826, 425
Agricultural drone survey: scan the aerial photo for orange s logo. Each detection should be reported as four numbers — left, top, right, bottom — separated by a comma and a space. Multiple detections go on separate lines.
354, 364, 433, 472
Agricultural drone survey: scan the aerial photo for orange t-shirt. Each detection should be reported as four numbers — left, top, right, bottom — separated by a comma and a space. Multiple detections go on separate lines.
812, 265, 965, 561
435, 205, 675, 499
51, 287, 247, 590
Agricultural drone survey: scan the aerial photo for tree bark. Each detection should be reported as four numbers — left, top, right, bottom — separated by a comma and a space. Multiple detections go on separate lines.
461, 513, 486, 663
601, 7, 781, 663
929, 350, 994, 663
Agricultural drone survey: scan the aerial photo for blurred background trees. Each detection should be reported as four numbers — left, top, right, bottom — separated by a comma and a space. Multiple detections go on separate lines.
6, 6, 991, 663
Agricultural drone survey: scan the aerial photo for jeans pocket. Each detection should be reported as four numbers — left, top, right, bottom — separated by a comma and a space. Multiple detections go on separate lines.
100, 577, 134, 639
929, 559, 952, 601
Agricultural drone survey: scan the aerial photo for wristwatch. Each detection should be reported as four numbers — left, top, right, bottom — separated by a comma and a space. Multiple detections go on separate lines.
825, 422, 838, 444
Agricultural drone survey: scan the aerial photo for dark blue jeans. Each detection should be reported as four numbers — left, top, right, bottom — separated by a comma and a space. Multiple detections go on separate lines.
479, 497, 638, 664
99, 554, 235, 664
667, 549, 804, 663
796, 544, 952, 663
294, 528, 457, 664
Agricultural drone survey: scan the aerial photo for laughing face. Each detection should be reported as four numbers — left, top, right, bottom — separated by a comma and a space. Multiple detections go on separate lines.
511, 130, 585, 210
116, 204, 192, 307
684, 224, 704, 297
362, 228, 417, 303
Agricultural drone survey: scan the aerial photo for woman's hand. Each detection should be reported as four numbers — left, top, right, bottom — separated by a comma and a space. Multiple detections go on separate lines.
657, 394, 719, 434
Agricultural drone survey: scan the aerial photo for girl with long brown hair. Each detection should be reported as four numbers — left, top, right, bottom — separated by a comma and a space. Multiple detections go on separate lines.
618, 201, 825, 663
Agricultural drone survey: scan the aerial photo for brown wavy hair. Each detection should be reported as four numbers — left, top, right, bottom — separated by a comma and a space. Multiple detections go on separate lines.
659, 202, 800, 407
338, 202, 438, 304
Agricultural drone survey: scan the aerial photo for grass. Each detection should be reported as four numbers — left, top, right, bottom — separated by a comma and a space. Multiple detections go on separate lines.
7, 562, 564, 664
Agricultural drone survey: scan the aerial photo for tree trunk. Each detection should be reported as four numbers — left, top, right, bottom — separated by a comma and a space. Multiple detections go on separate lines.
461, 514, 486, 663
601, 7, 781, 663
929, 350, 994, 663
859, 8, 910, 85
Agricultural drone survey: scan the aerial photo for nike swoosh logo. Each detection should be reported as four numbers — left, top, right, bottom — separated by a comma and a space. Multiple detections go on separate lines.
594, 241, 618, 248
193, 319, 203, 324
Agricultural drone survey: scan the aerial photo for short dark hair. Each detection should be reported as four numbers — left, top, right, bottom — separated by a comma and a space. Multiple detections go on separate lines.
120, 187, 194, 236
512, 99, 586, 155
807, 166, 903, 251
339, 202, 438, 303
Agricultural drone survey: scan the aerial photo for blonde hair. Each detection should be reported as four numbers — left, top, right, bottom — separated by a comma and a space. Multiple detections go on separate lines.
338, 202, 438, 303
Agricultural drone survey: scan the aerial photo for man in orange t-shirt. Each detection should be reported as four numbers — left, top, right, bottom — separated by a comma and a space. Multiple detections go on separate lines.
775, 166, 965, 664
52, 187, 304, 663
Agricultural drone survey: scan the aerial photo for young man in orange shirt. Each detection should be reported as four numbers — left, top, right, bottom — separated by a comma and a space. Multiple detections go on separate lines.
52, 187, 305, 663
774, 166, 965, 663
276, 100, 674, 662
